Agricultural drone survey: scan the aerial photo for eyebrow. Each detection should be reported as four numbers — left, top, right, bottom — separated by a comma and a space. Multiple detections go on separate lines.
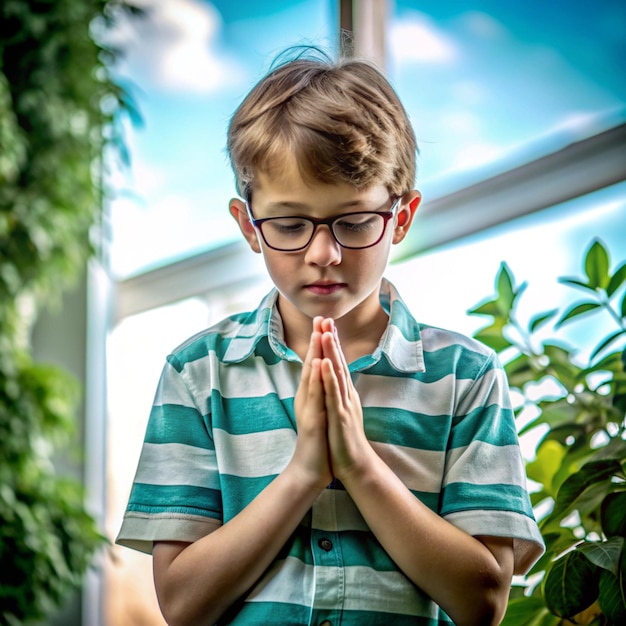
259, 199, 389, 216
262, 201, 314, 214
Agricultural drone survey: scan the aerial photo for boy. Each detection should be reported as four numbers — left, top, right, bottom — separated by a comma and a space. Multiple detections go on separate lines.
116, 49, 544, 625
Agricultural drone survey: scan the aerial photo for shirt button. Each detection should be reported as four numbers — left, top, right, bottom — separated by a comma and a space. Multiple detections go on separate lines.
318, 538, 333, 551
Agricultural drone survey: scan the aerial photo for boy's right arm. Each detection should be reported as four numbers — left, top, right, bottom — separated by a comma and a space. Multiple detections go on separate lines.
153, 322, 331, 626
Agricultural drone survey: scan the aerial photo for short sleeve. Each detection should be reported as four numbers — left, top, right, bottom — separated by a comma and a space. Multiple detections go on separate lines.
115, 357, 223, 554
441, 352, 545, 574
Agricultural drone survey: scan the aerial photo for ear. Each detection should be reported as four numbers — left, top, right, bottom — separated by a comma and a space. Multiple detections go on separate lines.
392, 190, 421, 245
230, 198, 262, 254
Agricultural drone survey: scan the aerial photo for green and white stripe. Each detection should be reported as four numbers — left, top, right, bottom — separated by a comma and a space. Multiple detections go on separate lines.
117, 278, 544, 625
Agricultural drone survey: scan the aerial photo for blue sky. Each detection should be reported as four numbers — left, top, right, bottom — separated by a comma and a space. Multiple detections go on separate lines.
106, 0, 625, 279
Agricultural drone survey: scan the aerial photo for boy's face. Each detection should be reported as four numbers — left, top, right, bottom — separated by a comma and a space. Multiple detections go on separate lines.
230, 165, 419, 331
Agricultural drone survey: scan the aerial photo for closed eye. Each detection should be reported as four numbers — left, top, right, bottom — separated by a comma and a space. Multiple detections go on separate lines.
334, 214, 380, 233
264, 218, 310, 236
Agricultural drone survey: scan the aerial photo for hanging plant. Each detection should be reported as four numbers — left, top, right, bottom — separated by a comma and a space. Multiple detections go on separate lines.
0, 1, 139, 623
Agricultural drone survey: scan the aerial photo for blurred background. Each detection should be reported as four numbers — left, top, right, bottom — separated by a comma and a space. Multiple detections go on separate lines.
6, 0, 624, 624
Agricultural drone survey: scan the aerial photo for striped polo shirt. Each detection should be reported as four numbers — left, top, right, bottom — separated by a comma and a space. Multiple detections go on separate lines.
117, 278, 544, 625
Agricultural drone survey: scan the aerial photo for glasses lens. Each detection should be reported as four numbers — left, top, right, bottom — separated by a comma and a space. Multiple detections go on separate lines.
258, 212, 388, 251
260, 217, 314, 250
332, 213, 386, 248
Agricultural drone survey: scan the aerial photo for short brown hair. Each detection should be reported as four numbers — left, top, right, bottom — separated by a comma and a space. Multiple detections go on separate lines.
227, 48, 417, 197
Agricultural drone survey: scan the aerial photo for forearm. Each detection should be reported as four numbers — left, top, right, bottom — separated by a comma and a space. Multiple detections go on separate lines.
339, 449, 512, 626
154, 463, 323, 626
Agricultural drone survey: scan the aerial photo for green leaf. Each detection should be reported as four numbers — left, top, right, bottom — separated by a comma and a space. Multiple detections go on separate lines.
585, 239, 610, 290
497, 262, 516, 313
544, 549, 599, 618
542, 342, 576, 363
529, 309, 558, 333
602, 493, 626, 538
551, 483, 614, 534
555, 301, 602, 329
590, 330, 626, 363
530, 529, 580, 576
590, 349, 626, 374
607, 261, 626, 297
467, 298, 502, 318
518, 399, 577, 436
579, 538, 624, 576
501, 597, 559, 626
542, 343, 581, 388
507, 585, 527, 601
590, 437, 626, 464
550, 460, 622, 521
526, 440, 566, 497
504, 354, 536, 388
598, 567, 626, 622
558, 276, 596, 292
594, 437, 626, 460
621, 291, 626, 320
474, 323, 512, 352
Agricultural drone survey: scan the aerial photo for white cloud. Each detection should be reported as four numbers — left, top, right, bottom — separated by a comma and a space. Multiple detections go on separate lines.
106, 0, 243, 94
459, 11, 509, 40
440, 110, 482, 135
110, 192, 192, 275
450, 80, 487, 106
390, 13, 458, 64
109, 186, 240, 277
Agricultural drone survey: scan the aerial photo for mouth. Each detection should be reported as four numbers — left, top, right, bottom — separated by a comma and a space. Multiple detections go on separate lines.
304, 281, 346, 296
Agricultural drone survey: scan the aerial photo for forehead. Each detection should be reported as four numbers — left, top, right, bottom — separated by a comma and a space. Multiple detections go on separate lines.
252, 166, 390, 214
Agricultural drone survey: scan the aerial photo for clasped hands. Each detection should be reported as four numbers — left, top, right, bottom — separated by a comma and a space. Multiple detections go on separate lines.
292, 316, 372, 489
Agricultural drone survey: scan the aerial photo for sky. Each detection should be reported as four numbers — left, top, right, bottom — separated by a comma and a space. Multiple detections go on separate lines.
104, 0, 626, 280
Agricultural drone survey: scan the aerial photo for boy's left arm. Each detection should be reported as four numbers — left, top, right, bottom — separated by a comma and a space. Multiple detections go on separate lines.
318, 321, 514, 626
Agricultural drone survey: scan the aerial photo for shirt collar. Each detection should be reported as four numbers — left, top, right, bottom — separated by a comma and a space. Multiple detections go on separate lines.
222, 278, 425, 373
370, 278, 425, 373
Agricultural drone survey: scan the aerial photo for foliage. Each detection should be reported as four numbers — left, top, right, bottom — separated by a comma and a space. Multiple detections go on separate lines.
0, 1, 137, 623
469, 239, 626, 625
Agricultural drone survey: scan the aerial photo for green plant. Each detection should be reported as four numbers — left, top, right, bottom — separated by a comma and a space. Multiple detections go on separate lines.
0, 1, 138, 623
469, 239, 626, 625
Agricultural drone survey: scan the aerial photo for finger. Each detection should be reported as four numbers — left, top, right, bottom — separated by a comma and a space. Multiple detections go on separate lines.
308, 357, 325, 408
320, 317, 333, 334
312, 316, 324, 334
299, 331, 322, 400
331, 321, 350, 373
321, 330, 348, 400
320, 357, 341, 405
304, 326, 323, 365
320, 318, 348, 371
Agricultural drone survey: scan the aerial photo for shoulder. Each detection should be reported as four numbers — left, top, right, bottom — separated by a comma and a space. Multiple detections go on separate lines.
382, 279, 499, 378
165, 308, 263, 372
384, 278, 493, 360
420, 324, 494, 358
419, 324, 502, 380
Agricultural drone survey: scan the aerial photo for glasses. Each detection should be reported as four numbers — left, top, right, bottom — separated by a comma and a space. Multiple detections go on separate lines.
245, 196, 400, 252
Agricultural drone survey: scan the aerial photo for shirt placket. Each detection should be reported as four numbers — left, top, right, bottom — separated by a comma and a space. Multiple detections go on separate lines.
309, 486, 345, 626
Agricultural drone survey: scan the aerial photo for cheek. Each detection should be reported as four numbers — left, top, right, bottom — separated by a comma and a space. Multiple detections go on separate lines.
357, 243, 392, 273
261, 250, 295, 283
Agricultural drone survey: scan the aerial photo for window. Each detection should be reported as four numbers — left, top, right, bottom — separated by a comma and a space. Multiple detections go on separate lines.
102, 2, 625, 623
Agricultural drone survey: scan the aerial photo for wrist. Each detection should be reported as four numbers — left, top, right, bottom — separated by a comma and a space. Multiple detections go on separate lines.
333, 442, 380, 488
283, 457, 330, 496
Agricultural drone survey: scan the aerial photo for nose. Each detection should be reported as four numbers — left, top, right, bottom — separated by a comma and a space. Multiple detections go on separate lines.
303, 224, 342, 266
